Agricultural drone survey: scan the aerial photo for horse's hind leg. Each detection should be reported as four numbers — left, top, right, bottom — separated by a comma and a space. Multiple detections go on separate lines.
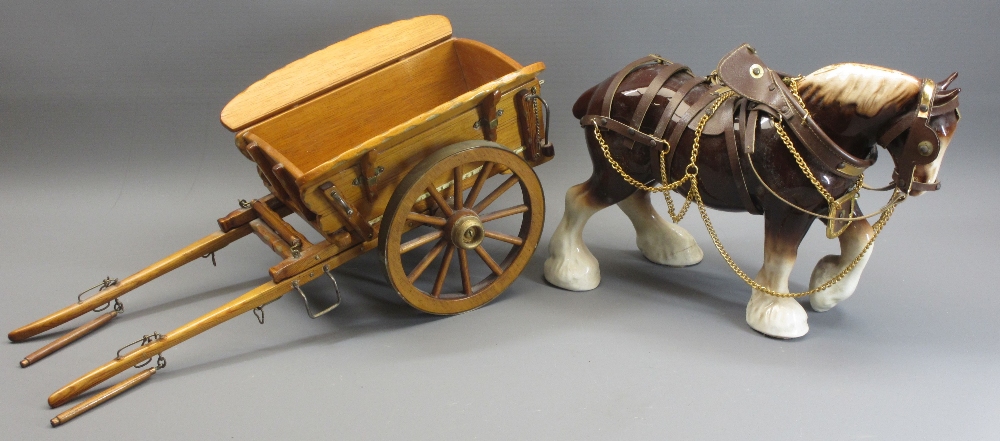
617, 191, 703, 266
544, 181, 613, 291
808, 218, 875, 312
746, 210, 812, 338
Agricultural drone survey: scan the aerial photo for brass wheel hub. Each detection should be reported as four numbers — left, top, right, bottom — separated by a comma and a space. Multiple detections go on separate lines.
450, 213, 484, 250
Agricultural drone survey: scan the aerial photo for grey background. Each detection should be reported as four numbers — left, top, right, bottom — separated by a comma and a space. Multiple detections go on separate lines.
2, 1, 998, 439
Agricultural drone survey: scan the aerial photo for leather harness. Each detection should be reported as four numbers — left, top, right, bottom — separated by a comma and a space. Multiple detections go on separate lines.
580, 44, 957, 215
579, 54, 760, 214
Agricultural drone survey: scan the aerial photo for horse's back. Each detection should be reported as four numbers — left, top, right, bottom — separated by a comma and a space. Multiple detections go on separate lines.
573, 83, 599, 119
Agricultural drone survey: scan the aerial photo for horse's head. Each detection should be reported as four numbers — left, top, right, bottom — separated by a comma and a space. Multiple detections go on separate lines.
878, 73, 961, 196
799, 65, 961, 196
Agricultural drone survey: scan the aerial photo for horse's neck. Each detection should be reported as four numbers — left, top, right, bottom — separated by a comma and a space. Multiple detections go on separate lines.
798, 64, 921, 160
802, 103, 883, 161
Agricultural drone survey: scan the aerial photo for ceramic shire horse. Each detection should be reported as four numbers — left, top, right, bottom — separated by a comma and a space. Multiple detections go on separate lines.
544, 44, 960, 338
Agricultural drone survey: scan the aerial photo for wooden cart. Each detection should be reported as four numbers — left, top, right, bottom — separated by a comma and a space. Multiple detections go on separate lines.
9, 15, 553, 425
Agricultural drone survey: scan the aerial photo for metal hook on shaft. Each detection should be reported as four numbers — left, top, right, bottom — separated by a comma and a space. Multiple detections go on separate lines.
251, 297, 280, 325
115, 332, 163, 368
93, 298, 125, 314
77, 276, 119, 305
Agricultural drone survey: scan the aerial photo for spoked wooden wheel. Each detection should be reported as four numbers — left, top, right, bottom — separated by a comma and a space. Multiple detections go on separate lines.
379, 141, 544, 314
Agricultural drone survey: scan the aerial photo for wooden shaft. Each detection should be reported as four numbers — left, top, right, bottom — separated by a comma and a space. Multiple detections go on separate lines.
8, 226, 252, 343
46, 241, 370, 409
21, 311, 118, 368
50, 367, 157, 427
48, 279, 289, 408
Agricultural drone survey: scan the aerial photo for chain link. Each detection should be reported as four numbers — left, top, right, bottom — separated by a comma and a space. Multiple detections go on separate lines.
773, 118, 837, 205
784, 75, 811, 121
595, 126, 684, 194
692, 180, 901, 297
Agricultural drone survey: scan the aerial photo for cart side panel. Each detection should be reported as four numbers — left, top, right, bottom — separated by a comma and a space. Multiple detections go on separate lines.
246, 40, 470, 175
453, 38, 522, 88
294, 62, 545, 191
301, 78, 544, 239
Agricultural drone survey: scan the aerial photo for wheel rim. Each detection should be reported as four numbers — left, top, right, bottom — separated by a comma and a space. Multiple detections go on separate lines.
379, 141, 544, 314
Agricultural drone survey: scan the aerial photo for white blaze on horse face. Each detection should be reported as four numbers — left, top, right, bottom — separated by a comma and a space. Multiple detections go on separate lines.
800, 63, 921, 117
912, 111, 958, 195
912, 139, 949, 196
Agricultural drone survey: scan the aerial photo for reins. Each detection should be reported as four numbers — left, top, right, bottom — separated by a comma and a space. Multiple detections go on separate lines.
745, 158, 906, 222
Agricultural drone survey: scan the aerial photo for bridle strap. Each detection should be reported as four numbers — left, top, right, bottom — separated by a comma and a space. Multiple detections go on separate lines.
879, 79, 958, 148
878, 113, 914, 147
891, 78, 946, 193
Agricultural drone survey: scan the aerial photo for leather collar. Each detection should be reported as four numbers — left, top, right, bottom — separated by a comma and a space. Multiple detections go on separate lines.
716, 44, 870, 179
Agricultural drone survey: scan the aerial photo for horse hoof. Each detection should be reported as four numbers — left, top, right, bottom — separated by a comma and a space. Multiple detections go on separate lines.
808, 254, 852, 312
746, 291, 809, 339
647, 243, 704, 267
544, 253, 600, 291
636, 223, 704, 267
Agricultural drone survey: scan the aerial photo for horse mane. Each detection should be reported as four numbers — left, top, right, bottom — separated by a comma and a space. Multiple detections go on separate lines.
798, 63, 921, 118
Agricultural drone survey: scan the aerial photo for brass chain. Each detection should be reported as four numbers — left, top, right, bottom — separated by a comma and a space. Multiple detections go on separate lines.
773, 121, 837, 205
595, 84, 903, 298
666, 89, 738, 222
594, 90, 737, 224
595, 127, 688, 194
784, 75, 811, 120
692, 182, 901, 297
775, 77, 874, 237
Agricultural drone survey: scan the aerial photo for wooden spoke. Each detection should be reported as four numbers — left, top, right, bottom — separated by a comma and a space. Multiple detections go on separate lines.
464, 162, 495, 208
426, 184, 454, 217
480, 204, 529, 223
473, 175, 520, 213
458, 248, 472, 295
400, 230, 443, 254
453, 166, 464, 210
474, 245, 503, 276
408, 240, 447, 283
484, 230, 525, 246
406, 212, 447, 227
432, 245, 455, 298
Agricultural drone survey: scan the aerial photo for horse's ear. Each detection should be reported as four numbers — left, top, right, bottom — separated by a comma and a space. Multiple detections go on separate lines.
936, 87, 960, 104
939, 72, 958, 90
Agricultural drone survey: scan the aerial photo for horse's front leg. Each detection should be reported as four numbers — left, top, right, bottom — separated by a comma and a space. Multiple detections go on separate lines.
809, 218, 875, 312
746, 210, 813, 338
544, 182, 613, 291
617, 190, 703, 267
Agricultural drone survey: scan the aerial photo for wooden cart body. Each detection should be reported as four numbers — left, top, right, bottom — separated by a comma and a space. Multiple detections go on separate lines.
11, 15, 552, 425
225, 15, 547, 240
